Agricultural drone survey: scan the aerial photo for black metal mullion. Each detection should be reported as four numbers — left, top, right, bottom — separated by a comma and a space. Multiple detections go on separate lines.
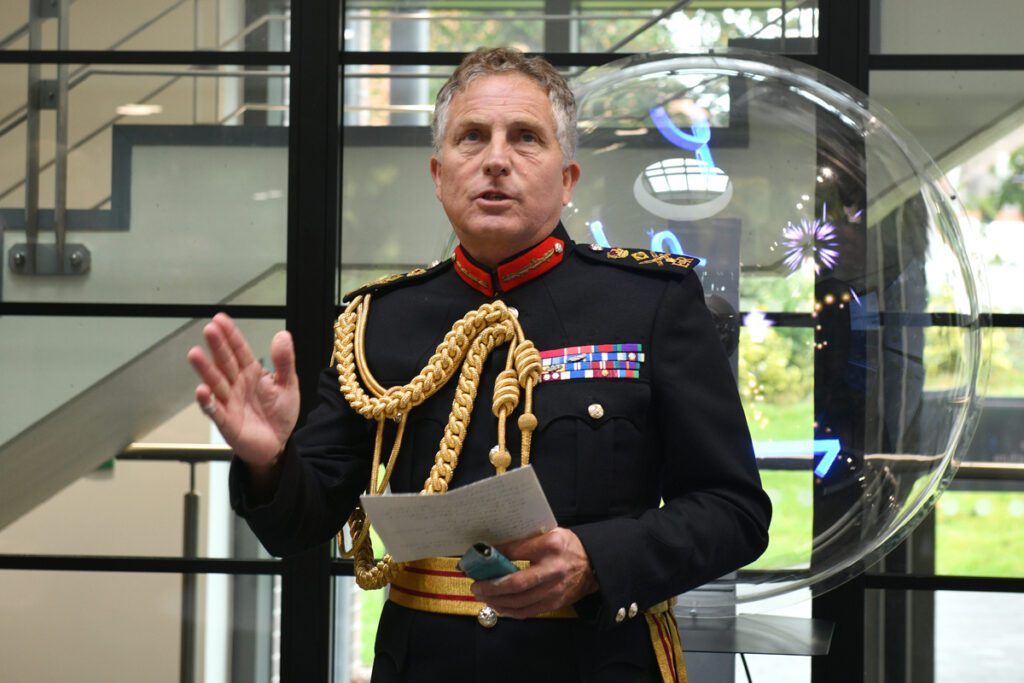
0, 554, 281, 574
281, 0, 341, 681
865, 574, 1024, 593
0, 302, 285, 318
340, 50, 820, 69
818, 0, 869, 93
0, 50, 289, 65
813, 2, 871, 682
870, 54, 1024, 71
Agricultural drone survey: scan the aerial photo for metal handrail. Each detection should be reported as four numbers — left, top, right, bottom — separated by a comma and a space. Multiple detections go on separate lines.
117, 442, 232, 463
115, 442, 1024, 482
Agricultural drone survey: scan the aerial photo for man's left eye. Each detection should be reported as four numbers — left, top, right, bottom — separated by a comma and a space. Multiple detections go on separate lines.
521, 132, 537, 143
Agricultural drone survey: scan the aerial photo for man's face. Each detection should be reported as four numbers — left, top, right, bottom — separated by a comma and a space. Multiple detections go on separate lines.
430, 73, 581, 266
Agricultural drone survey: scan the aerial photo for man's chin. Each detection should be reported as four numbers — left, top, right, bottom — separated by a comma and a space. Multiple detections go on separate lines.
454, 219, 525, 244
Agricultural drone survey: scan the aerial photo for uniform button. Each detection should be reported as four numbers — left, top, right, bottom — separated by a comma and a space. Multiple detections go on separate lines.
588, 403, 604, 420
615, 607, 626, 623
628, 602, 639, 618
507, 306, 519, 319
589, 243, 603, 251
554, 242, 564, 254
478, 606, 498, 628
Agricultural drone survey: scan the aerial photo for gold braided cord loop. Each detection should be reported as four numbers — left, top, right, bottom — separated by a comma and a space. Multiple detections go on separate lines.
332, 294, 541, 590
512, 339, 542, 466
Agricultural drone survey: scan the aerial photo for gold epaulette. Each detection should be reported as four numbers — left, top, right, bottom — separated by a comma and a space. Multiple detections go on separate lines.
576, 244, 699, 276
342, 257, 451, 302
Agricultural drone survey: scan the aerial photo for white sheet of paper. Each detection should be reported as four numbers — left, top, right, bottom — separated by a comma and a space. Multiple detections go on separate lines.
359, 465, 557, 563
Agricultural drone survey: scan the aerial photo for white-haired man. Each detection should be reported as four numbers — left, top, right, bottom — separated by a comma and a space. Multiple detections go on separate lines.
190, 47, 770, 682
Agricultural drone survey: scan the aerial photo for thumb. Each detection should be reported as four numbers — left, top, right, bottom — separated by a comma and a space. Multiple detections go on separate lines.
270, 330, 297, 388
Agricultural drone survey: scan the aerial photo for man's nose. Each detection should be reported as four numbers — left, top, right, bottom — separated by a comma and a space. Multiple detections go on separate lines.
482, 139, 511, 176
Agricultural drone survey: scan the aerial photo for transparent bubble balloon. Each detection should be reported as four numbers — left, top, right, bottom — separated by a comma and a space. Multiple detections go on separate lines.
566, 50, 989, 610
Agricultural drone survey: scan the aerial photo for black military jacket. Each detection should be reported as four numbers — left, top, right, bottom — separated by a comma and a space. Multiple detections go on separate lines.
230, 223, 771, 679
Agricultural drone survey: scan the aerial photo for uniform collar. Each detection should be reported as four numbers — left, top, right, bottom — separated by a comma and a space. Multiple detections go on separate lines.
454, 223, 572, 297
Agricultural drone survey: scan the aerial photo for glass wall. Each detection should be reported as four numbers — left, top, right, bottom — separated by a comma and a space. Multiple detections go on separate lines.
0, 63, 289, 305
342, 0, 819, 54
0, 0, 289, 52
1, 1, 294, 681
871, 0, 1024, 55
2, 2, 1022, 682
0, 570, 279, 683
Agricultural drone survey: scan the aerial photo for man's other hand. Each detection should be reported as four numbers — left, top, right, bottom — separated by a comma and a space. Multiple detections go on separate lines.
470, 528, 598, 619
187, 313, 300, 482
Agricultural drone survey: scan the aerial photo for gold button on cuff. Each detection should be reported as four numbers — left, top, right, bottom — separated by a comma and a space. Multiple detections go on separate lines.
628, 602, 639, 618
478, 606, 498, 628
615, 607, 626, 623
588, 403, 605, 420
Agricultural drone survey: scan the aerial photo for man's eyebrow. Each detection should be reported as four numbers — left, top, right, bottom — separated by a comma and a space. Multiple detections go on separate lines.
452, 117, 487, 130
452, 115, 547, 131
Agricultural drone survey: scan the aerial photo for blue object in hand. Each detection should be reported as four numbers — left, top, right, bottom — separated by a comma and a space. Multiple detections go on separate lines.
457, 542, 519, 580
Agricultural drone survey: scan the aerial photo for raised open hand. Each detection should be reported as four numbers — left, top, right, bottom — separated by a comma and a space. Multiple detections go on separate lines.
187, 313, 300, 470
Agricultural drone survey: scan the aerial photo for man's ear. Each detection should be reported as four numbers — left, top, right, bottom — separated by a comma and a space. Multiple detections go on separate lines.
561, 160, 581, 205
430, 156, 443, 200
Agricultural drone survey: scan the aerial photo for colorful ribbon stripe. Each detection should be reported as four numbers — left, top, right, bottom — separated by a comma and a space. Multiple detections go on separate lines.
539, 344, 643, 382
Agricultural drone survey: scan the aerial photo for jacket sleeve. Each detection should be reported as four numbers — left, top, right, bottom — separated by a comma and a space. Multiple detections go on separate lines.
572, 273, 772, 629
228, 366, 372, 557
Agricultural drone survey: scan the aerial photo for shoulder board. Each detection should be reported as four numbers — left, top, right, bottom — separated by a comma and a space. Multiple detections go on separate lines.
343, 258, 452, 302
575, 244, 698, 276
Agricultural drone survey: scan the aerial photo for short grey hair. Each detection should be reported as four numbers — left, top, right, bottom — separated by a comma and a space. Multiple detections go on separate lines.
431, 47, 577, 164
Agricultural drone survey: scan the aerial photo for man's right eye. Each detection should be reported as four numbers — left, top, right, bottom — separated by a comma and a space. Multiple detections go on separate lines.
462, 131, 481, 142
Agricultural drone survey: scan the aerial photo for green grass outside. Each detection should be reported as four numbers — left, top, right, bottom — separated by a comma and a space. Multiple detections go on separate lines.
935, 490, 1024, 576
749, 469, 813, 570
357, 529, 388, 669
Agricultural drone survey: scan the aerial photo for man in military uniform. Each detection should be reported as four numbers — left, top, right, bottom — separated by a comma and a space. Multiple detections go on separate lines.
189, 47, 770, 682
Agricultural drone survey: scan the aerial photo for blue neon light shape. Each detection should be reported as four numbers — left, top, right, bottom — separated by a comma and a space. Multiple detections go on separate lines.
589, 222, 707, 267
648, 230, 707, 266
753, 438, 843, 478
649, 105, 715, 171
589, 220, 611, 248
649, 229, 683, 253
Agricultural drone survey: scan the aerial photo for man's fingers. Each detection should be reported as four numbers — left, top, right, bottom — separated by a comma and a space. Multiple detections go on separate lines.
475, 575, 565, 620
194, 385, 222, 421
187, 346, 231, 402
214, 312, 258, 368
474, 574, 555, 606
270, 330, 296, 388
474, 566, 549, 598
203, 322, 240, 382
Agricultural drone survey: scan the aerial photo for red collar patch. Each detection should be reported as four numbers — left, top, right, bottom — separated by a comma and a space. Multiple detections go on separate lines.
454, 236, 565, 296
